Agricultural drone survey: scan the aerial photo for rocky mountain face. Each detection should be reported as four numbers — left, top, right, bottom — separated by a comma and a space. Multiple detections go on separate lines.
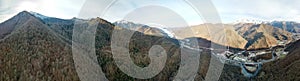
235, 23, 293, 50
170, 22, 295, 50
170, 24, 248, 49
268, 21, 300, 33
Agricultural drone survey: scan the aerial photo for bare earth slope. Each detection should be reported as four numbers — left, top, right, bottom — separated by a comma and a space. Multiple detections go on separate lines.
170, 24, 248, 49
235, 24, 293, 49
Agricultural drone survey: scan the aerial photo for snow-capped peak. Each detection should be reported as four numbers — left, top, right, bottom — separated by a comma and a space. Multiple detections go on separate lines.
116, 20, 131, 24
114, 20, 175, 38
29, 11, 49, 20
234, 18, 268, 24
156, 27, 175, 38
146, 23, 175, 38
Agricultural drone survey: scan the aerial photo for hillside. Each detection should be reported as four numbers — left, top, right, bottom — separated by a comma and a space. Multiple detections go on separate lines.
268, 21, 300, 33
0, 11, 222, 81
1, 11, 299, 81
170, 23, 294, 50
170, 24, 248, 49
0, 11, 79, 80
114, 20, 168, 37
235, 23, 293, 49
256, 40, 300, 81
0, 11, 35, 39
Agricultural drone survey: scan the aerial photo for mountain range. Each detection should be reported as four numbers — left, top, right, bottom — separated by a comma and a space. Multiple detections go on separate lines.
171, 21, 298, 50
170, 24, 248, 49
0, 11, 300, 80
113, 20, 173, 37
268, 21, 300, 33
234, 23, 294, 50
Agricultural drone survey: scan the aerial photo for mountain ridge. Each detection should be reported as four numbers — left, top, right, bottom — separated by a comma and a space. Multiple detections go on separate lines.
0, 11, 80, 80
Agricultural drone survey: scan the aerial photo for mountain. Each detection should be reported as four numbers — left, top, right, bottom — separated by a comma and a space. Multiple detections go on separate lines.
0, 11, 132, 81
114, 20, 144, 30
234, 18, 266, 24
114, 20, 174, 38
170, 24, 248, 49
268, 21, 300, 33
2, 11, 300, 81
0, 11, 79, 80
256, 40, 300, 81
30, 11, 80, 42
29, 11, 50, 20
0, 11, 216, 81
0, 11, 35, 39
169, 22, 295, 50
1, 11, 253, 81
235, 23, 294, 49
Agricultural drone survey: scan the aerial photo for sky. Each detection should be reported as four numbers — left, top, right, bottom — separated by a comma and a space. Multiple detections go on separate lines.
0, 0, 300, 26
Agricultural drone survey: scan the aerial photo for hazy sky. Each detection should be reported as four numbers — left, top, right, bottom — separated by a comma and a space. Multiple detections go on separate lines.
0, 0, 300, 26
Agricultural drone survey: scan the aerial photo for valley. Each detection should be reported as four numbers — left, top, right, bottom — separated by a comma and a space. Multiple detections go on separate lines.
0, 11, 300, 81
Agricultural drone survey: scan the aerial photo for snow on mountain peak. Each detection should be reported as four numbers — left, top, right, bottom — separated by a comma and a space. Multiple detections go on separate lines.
114, 20, 175, 38
116, 20, 131, 24
233, 18, 270, 24
146, 23, 175, 38
29, 11, 49, 19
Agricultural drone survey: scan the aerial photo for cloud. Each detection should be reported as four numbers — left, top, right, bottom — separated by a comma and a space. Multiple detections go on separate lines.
212, 0, 300, 22
0, 0, 85, 22
100, 0, 203, 26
